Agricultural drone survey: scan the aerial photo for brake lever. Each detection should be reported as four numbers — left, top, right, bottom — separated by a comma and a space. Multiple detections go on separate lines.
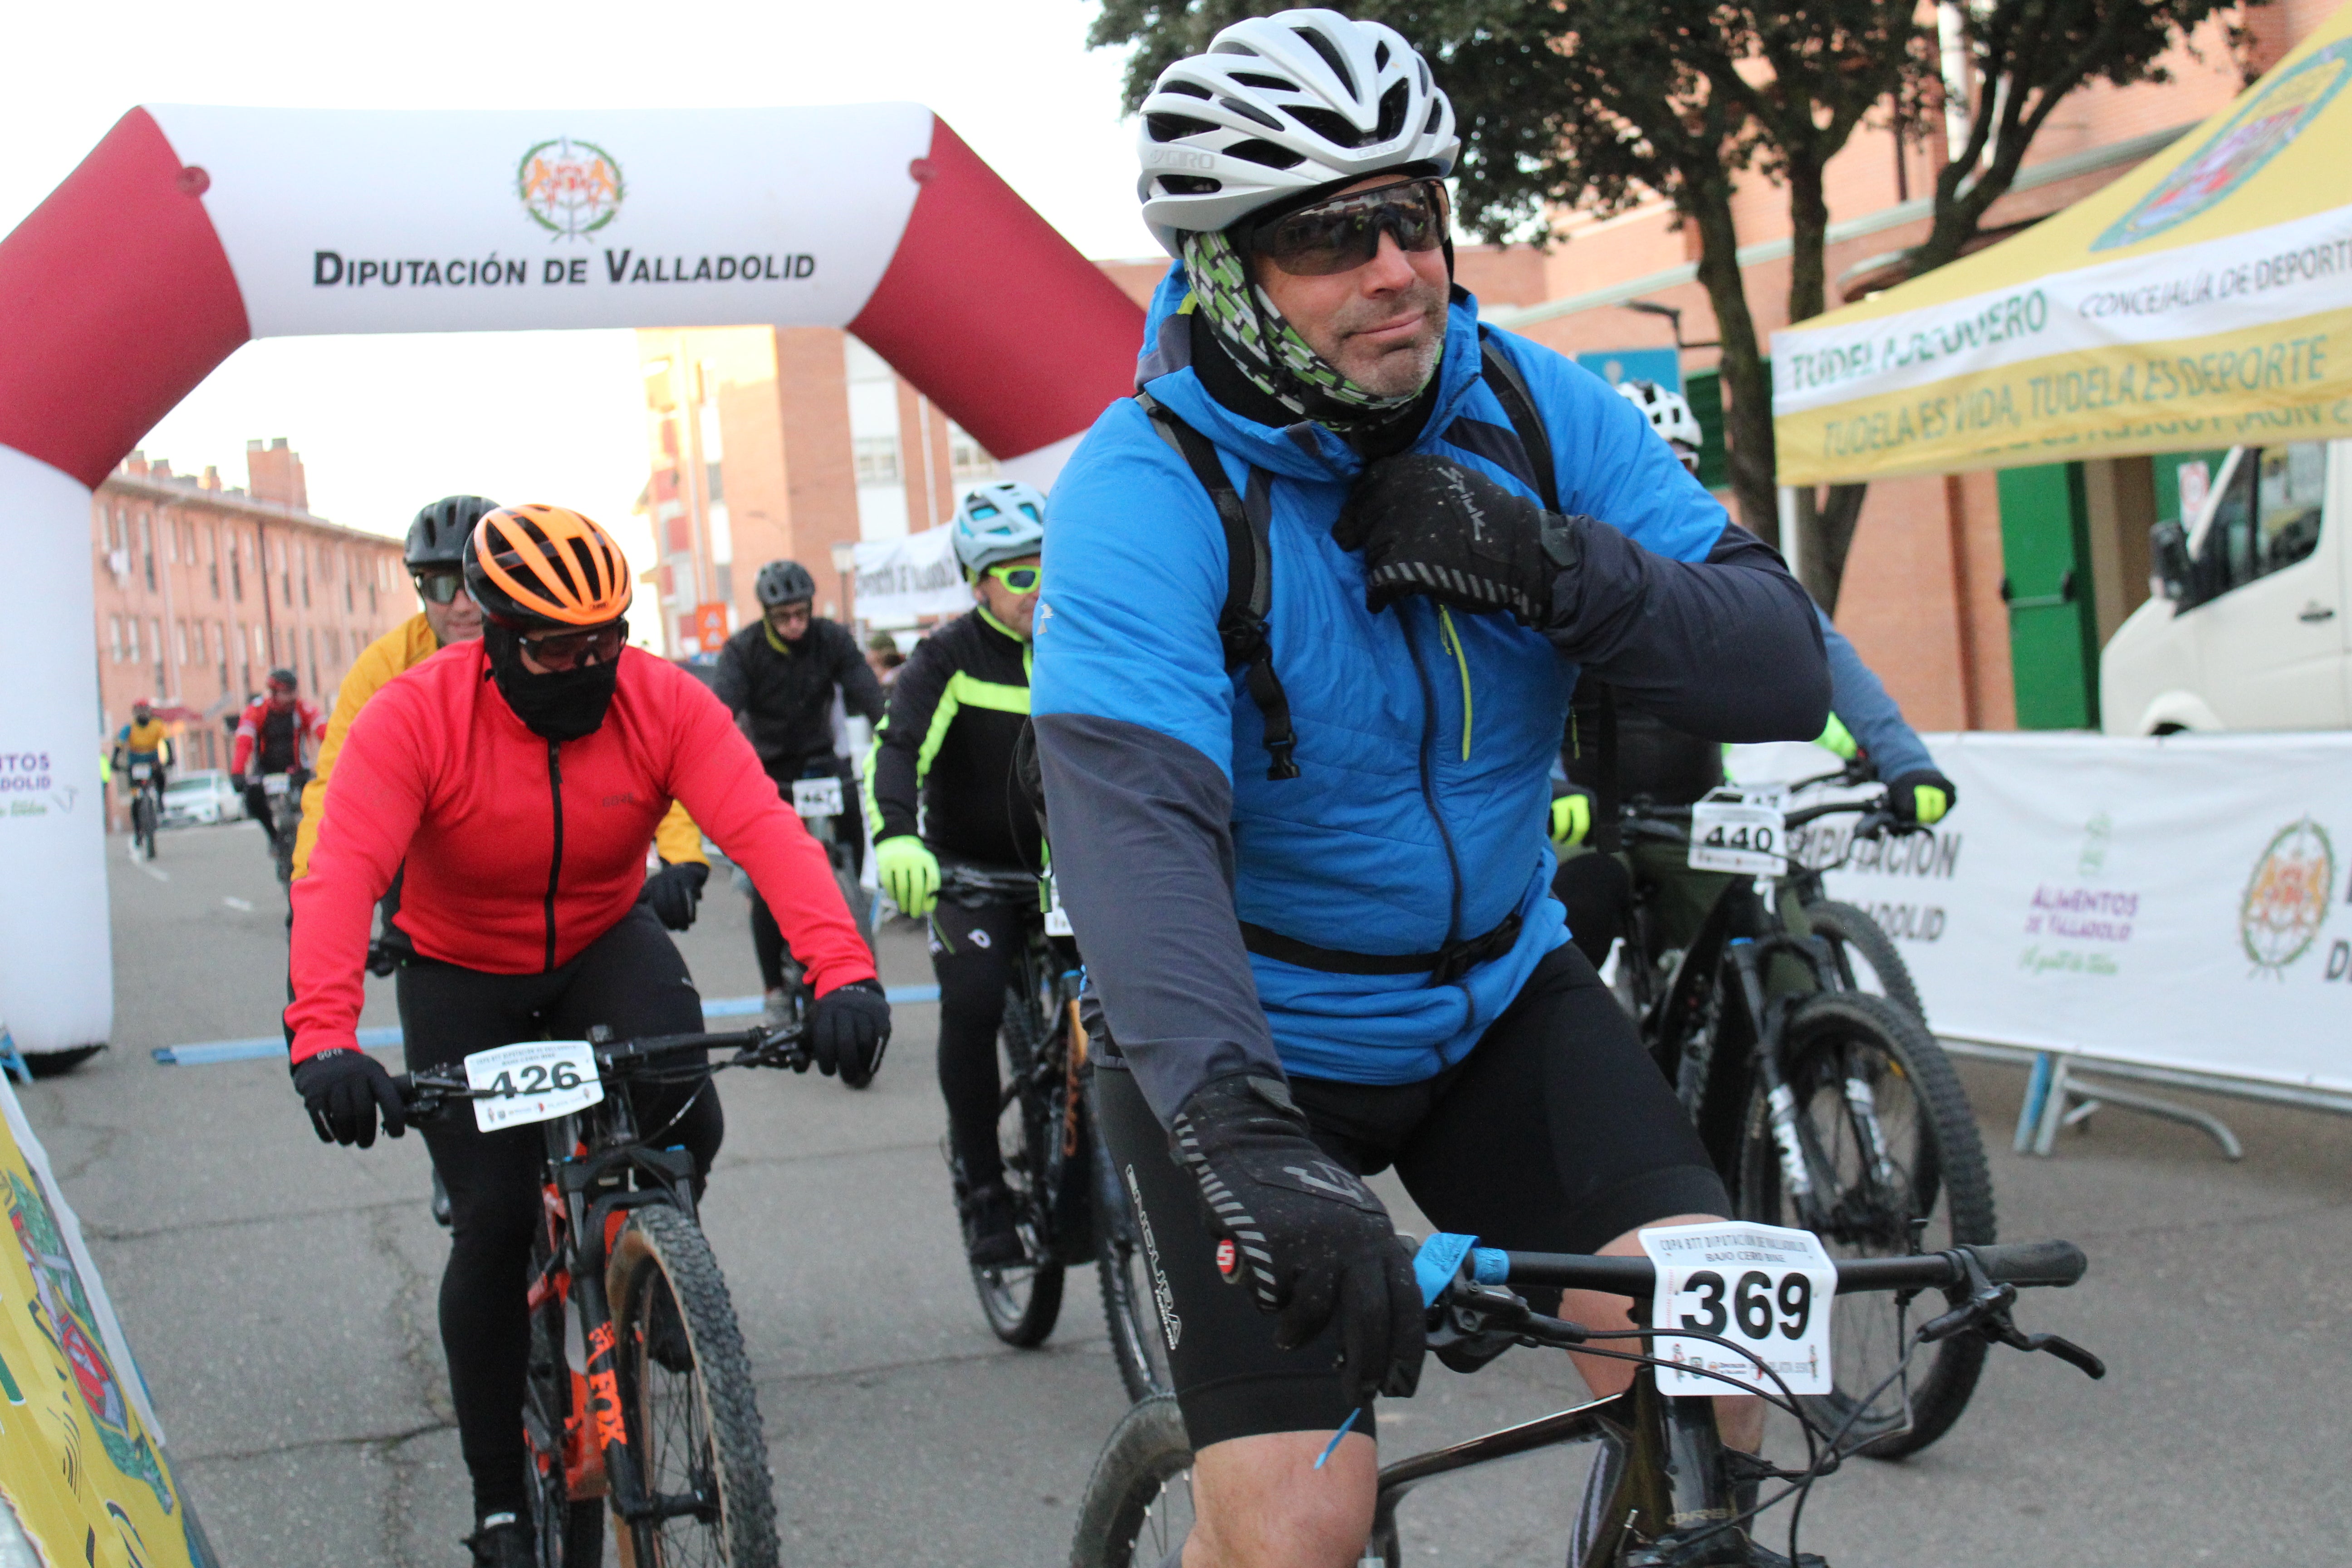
1922, 1250, 2106, 1378
2006, 1330, 2106, 1380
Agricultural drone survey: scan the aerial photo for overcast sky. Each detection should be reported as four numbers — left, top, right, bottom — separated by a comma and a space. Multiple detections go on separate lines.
4, 0, 1157, 561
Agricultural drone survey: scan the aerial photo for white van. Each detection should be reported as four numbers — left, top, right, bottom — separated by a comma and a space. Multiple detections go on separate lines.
2100, 439, 2349, 732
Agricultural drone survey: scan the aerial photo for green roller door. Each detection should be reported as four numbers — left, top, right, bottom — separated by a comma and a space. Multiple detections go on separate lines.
1997, 463, 2101, 729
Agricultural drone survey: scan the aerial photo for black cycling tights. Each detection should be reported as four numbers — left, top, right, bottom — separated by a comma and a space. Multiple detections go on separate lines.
396, 905, 722, 1519
928, 899, 1030, 1192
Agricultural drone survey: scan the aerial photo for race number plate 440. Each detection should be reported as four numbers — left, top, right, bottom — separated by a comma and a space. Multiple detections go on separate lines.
791, 776, 845, 818
1639, 1220, 1837, 1396
1687, 789, 1786, 877
464, 1040, 603, 1133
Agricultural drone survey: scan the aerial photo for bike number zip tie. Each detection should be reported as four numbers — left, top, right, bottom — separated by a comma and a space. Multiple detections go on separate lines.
1313, 1407, 1360, 1470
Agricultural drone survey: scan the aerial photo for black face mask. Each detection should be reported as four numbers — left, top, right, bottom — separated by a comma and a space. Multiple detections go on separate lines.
483, 623, 620, 742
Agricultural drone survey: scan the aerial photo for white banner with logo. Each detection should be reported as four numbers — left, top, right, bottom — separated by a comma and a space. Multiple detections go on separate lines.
851, 526, 969, 626
1730, 731, 2352, 1095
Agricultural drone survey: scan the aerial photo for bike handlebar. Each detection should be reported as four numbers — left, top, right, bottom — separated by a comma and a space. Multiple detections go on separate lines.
393, 1021, 810, 1113
1471, 1239, 2087, 1297
937, 864, 1044, 899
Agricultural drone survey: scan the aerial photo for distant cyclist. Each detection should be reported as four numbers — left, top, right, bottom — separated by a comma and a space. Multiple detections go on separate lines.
867, 481, 1050, 1266
285, 504, 890, 1568
233, 669, 323, 859
1550, 381, 1958, 968
713, 559, 888, 1025
113, 700, 172, 842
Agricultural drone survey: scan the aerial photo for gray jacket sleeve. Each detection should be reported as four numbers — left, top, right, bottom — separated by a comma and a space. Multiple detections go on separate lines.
1550, 522, 1831, 742
1820, 613, 1936, 780
1034, 711, 1281, 1123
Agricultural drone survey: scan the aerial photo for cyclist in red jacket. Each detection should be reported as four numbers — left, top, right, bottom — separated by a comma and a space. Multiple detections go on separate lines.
284, 504, 890, 1567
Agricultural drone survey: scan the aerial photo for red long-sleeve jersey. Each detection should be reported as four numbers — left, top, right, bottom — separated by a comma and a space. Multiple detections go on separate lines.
231, 695, 325, 779
286, 642, 875, 1063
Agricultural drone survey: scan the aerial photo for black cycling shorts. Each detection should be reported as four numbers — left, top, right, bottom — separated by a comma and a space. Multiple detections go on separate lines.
1094, 941, 1727, 1452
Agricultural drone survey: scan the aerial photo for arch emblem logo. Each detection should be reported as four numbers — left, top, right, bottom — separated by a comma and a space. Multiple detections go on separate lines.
2239, 817, 2334, 972
517, 136, 625, 240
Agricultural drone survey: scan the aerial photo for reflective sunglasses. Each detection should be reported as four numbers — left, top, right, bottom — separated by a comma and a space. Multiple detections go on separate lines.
1249, 178, 1449, 278
520, 619, 627, 671
985, 563, 1042, 593
412, 569, 465, 605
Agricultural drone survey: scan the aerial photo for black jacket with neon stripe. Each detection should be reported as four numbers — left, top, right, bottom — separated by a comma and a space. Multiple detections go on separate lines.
867, 608, 1036, 868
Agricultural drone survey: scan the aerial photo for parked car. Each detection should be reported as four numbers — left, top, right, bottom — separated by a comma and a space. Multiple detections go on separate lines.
2102, 439, 2349, 733
158, 769, 247, 828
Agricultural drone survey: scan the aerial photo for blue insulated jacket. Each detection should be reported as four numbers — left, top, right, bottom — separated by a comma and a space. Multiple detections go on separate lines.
1032, 267, 1828, 1120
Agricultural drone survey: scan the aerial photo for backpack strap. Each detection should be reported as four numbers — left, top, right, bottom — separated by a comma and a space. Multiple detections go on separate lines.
1137, 393, 1301, 781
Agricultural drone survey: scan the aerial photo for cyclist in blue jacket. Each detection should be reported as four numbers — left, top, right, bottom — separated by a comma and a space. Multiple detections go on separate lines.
1031, 12, 1830, 1565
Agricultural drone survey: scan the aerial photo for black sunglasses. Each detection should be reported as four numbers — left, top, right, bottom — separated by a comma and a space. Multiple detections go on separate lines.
1249, 178, 1449, 278
520, 620, 628, 671
412, 570, 465, 605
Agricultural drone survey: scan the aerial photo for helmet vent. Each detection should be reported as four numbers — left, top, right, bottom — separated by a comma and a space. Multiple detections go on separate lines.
1375, 80, 1409, 142
1209, 39, 1257, 56
1225, 138, 1306, 171
1158, 174, 1222, 195
1162, 79, 1212, 99
1425, 102, 1444, 135
1230, 72, 1298, 91
1218, 96, 1283, 131
1374, 40, 1391, 70
1289, 106, 1358, 147
1147, 111, 1216, 142
1295, 26, 1355, 95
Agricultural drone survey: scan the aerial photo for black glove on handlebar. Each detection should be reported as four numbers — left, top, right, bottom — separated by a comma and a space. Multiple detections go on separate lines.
292, 1049, 407, 1149
1886, 768, 1957, 827
808, 979, 890, 1087
640, 861, 710, 931
1169, 1074, 1424, 1412
1334, 454, 1584, 628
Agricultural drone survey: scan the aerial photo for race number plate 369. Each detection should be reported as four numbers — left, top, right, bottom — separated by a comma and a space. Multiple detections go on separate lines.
791, 776, 844, 818
1687, 792, 1785, 877
1639, 1221, 1838, 1396
463, 1040, 603, 1133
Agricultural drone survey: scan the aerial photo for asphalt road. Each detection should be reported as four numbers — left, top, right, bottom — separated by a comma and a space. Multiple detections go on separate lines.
15, 819, 2346, 1566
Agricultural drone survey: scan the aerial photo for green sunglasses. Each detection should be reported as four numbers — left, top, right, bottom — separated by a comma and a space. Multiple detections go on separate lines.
984, 564, 1041, 593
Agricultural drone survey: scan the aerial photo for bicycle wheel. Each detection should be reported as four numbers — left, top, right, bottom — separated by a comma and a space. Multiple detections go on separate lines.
606, 1206, 778, 1568
522, 1268, 604, 1568
1735, 991, 1994, 1460
972, 982, 1065, 1346
1807, 900, 1928, 1025
131, 794, 157, 860
1093, 1093, 1173, 1401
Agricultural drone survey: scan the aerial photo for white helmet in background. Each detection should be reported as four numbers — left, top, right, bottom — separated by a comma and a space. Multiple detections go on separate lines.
951, 482, 1047, 578
1615, 379, 1704, 468
1136, 8, 1460, 255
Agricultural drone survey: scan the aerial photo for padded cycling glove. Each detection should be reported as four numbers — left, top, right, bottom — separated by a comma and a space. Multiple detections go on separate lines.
292, 1049, 407, 1149
1169, 1073, 1424, 1412
1549, 789, 1592, 850
876, 835, 941, 918
1888, 769, 1957, 826
640, 861, 709, 931
808, 978, 891, 1087
1334, 454, 1585, 627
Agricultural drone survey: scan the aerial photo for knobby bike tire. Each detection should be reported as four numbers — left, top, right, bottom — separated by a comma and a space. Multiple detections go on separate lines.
1735, 990, 1994, 1460
1090, 1078, 1173, 1402
973, 978, 1065, 1347
1807, 899, 1929, 1025
607, 1206, 779, 1568
523, 1225, 603, 1568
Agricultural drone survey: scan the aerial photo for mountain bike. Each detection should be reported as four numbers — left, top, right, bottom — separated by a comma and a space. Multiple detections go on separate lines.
126, 761, 163, 861
1072, 1233, 2102, 1568
1612, 786, 1994, 1458
399, 1017, 815, 1568
935, 864, 1124, 1359
1778, 762, 1928, 1025
257, 769, 306, 888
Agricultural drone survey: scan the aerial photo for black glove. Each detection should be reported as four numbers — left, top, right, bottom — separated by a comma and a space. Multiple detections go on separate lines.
1169, 1074, 1423, 1411
292, 1049, 407, 1149
1333, 454, 1585, 627
808, 978, 891, 1087
1886, 769, 1957, 826
640, 861, 710, 931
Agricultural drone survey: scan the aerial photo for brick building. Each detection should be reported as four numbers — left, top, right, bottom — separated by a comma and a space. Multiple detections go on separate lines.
93, 439, 407, 780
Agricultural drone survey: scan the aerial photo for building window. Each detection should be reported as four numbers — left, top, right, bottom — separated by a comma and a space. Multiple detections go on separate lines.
108, 617, 123, 663
230, 539, 244, 601
175, 622, 188, 666
854, 436, 901, 484
949, 424, 997, 481
139, 518, 155, 590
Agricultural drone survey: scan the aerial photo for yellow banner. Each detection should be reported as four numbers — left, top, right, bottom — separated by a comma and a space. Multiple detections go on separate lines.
1777, 306, 2352, 483
0, 1078, 212, 1568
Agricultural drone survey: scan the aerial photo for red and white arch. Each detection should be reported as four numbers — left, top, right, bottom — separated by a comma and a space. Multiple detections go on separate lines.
0, 105, 1145, 1052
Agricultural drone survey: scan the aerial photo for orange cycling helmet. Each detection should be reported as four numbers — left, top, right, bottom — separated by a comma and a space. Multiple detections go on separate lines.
466, 505, 634, 630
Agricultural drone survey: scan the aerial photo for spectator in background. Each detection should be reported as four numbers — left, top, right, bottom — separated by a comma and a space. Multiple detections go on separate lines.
866, 630, 907, 688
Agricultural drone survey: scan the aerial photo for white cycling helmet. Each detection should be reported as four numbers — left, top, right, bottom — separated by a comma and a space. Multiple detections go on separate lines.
951, 482, 1047, 577
1136, 8, 1460, 256
1615, 379, 1704, 455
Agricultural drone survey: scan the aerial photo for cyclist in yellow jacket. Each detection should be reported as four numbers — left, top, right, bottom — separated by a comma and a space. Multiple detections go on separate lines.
294, 497, 710, 929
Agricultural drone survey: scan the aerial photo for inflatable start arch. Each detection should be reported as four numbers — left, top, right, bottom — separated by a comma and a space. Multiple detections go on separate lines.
0, 104, 1146, 1054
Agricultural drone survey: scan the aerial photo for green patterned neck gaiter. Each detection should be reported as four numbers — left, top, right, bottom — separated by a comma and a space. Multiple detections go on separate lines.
1181, 228, 1432, 427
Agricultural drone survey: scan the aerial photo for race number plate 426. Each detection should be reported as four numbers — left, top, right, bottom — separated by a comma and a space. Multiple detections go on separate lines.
1687, 791, 1785, 877
463, 1040, 603, 1133
1639, 1221, 1837, 1396
791, 776, 845, 818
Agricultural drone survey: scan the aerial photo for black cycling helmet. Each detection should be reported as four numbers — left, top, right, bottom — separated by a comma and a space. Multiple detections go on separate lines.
266, 667, 299, 692
755, 559, 817, 608
407, 495, 500, 569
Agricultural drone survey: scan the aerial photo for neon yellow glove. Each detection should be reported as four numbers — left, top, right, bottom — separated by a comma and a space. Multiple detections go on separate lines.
1815, 712, 1858, 760
1548, 792, 1592, 849
1888, 770, 1956, 827
875, 835, 940, 917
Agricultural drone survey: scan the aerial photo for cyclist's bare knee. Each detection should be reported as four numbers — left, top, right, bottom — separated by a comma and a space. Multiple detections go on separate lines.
1186, 1428, 1377, 1568
1564, 1212, 1762, 1448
